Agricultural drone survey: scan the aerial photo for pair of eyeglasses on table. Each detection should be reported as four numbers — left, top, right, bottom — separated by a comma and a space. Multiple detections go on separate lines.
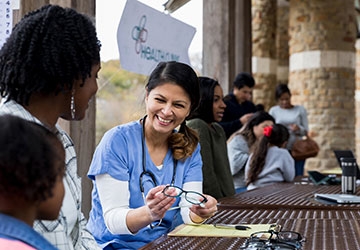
145, 185, 208, 228
240, 224, 305, 250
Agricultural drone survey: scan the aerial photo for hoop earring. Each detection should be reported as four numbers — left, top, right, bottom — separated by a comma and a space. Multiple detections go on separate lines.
70, 89, 76, 119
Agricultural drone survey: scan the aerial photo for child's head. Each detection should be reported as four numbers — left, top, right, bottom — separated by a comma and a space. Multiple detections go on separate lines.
0, 115, 65, 222
189, 76, 226, 123
229, 111, 275, 147
236, 111, 275, 144
263, 123, 289, 148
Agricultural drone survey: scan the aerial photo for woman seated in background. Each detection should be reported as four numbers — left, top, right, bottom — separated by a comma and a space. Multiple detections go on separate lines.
245, 124, 295, 190
187, 76, 235, 199
227, 111, 275, 193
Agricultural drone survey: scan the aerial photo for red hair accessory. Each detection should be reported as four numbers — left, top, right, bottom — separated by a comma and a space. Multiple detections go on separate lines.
263, 126, 273, 137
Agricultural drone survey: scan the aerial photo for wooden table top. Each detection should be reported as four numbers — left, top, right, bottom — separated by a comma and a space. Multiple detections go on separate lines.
140, 181, 360, 250
218, 181, 360, 210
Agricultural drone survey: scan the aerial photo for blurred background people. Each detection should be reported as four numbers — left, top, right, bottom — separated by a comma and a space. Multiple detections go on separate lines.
245, 124, 295, 190
219, 72, 257, 139
227, 111, 275, 193
187, 76, 235, 199
269, 84, 309, 176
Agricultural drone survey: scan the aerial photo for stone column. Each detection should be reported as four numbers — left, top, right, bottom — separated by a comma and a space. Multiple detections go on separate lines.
276, 0, 289, 84
356, 40, 360, 159
251, 0, 277, 110
288, 0, 356, 171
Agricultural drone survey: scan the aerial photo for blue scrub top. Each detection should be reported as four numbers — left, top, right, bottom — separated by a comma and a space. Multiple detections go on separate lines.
87, 120, 203, 249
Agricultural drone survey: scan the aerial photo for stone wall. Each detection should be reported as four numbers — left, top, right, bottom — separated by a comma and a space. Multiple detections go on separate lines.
276, 1, 289, 84
252, 0, 277, 110
288, 0, 356, 171
356, 40, 360, 161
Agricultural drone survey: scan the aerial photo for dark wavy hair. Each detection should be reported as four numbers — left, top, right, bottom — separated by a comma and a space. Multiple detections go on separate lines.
275, 83, 291, 100
0, 4, 101, 105
189, 76, 219, 123
229, 111, 275, 148
0, 115, 64, 202
232, 72, 255, 90
246, 123, 289, 186
146, 61, 200, 160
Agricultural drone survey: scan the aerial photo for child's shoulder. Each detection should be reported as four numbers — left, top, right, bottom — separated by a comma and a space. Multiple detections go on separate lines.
0, 238, 36, 250
270, 146, 290, 155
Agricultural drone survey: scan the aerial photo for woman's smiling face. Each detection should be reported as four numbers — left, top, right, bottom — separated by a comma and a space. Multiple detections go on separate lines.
145, 82, 191, 135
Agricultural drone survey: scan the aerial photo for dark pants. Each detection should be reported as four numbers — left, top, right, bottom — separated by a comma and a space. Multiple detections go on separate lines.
295, 160, 306, 176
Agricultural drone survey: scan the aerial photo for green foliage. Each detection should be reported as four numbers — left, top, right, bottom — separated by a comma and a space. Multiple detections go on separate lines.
99, 60, 147, 90
95, 60, 147, 144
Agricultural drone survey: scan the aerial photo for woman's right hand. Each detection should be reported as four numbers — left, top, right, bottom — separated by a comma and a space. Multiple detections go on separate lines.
145, 185, 176, 221
289, 123, 299, 132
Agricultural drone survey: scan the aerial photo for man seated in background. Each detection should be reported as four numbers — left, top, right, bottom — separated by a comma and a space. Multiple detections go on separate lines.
219, 72, 257, 139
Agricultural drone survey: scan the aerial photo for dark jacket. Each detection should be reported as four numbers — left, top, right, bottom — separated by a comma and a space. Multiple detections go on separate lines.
219, 94, 256, 139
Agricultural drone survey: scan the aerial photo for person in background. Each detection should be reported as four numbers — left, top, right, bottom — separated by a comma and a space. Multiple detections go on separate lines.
0, 5, 101, 249
269, 84, 309, 176
87, 61, 218, 250
245, 124, 295, 190
0, 115, 65, 250
227, 111, 275, 193
255, 103, 265, 111
187, 77, 235, 199
219, 72, 257, 139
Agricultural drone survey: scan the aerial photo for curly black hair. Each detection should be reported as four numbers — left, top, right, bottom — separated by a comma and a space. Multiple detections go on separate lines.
0, 114, 64, 202
0, 4, 101, 105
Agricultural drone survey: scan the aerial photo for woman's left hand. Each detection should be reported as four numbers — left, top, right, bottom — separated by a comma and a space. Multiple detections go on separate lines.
189, 194, 218, 222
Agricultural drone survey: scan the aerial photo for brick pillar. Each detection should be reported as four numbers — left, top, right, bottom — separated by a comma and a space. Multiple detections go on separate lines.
276, 0, 289, 84
288, 0, 356, 171
356, 40, 360, 159
251, 0, 277, 110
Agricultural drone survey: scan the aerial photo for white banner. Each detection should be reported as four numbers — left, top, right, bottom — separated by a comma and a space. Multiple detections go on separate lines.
117, 0, 196, 75
0, 0, 12, 49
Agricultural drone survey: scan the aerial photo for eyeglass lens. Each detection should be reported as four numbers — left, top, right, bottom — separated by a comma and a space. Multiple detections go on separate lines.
246, 230, 303, 250
251, 231, 301, 241
163, 186, 207, 205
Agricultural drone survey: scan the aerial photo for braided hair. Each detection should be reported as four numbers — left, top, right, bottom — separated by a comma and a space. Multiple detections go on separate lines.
0, 4, 101, 105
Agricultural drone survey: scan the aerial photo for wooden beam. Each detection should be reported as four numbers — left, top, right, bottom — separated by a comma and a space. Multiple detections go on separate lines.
20, 0, 49, 16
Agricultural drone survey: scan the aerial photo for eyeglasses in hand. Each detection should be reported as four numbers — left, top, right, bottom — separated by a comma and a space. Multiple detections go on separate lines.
162, 185, 208, 210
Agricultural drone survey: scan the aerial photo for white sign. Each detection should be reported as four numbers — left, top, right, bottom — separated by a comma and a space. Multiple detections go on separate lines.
0, 0, 12, 49
117, 0, 196, 75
